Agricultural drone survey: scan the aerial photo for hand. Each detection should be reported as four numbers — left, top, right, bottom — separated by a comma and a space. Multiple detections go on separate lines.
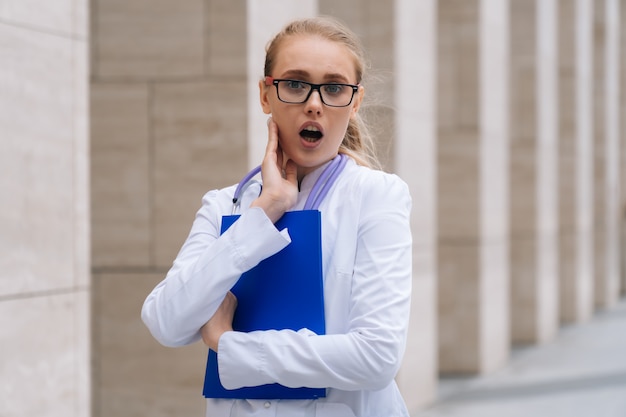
250, 118, 298, 223
201, 292, 238, 351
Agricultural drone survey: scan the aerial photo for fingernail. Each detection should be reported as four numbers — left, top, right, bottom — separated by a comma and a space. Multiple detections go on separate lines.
267, 117, 272, 126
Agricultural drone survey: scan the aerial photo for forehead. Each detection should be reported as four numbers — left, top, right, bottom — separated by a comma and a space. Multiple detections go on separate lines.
272, 35, 358, 82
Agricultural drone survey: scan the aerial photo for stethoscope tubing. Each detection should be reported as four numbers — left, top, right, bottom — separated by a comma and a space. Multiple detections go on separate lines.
231, 153, 347, 214
303, 154, 347, 210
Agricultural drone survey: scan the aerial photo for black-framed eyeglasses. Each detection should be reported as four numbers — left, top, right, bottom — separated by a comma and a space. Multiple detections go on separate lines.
265, 76, 359, 108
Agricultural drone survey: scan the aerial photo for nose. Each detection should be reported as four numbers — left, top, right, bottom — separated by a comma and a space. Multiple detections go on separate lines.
304, 89, 323, 114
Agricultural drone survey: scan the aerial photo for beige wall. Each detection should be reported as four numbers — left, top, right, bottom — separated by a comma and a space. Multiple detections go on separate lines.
0, 0, 90, 416
90, 0, 248, 415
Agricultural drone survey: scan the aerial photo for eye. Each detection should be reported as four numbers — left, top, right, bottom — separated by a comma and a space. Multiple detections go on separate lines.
285, 80, 307, 90
322, 84, 345, 95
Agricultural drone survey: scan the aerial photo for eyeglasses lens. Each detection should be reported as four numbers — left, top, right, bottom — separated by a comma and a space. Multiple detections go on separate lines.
276, 81, 354, 107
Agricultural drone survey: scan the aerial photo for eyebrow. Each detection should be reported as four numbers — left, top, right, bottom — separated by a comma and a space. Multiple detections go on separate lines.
278, 69, 353, 84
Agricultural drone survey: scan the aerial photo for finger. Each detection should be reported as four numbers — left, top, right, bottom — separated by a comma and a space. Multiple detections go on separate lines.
276, 140, 284, 170
265, 117, 278, 155
283, 159, 298, 186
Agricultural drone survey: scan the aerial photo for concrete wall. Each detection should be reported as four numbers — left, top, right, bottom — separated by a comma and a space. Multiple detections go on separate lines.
0, 1, 90, 415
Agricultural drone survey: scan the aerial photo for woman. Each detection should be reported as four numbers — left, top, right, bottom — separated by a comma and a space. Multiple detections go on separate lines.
142, 16, 413, 417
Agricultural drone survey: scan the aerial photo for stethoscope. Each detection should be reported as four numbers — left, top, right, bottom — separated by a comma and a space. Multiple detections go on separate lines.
231, 153, 348, 214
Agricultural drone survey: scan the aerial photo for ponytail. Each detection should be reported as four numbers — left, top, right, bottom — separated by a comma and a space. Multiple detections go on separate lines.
339, 114, 381, 170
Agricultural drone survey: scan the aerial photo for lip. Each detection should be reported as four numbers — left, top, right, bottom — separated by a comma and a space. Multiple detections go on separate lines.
298, 121, 324, 136
298, 121, 324, 149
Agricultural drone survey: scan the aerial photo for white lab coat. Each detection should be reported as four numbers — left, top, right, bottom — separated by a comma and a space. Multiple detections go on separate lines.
142, 157, 413, 417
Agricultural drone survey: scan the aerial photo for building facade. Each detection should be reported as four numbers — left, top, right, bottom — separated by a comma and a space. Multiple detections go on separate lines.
1, 0, 625, 416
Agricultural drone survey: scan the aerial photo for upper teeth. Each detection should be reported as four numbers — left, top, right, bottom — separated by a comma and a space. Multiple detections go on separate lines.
304, 126, 319, 132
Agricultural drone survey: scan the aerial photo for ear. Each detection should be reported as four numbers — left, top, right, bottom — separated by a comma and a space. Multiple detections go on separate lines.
259, 79, 272, 115
350, 85, 365, 118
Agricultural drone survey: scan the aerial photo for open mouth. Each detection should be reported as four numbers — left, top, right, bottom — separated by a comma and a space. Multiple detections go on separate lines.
300, 126, 323, 142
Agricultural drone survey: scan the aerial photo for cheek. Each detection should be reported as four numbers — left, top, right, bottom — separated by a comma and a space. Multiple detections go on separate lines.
332, 113, 352, 139
267, 100, 290, 119
270, 114, 287, 134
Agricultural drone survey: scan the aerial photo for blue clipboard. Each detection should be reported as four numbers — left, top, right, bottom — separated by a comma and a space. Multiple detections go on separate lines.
203, 210, 326, 399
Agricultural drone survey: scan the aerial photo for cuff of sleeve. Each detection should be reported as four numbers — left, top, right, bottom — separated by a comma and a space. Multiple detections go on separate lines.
217, 331, 270, 390
226, 207, 291, 272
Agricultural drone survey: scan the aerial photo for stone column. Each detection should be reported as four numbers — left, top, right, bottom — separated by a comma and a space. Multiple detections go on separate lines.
576, 0, 597, 317
247, 0, 317, 168
0, 1, 90, 415
592, 0, 606, 310
621, 0, 626, 295
437, 0, 510, 374
509, 0, 559, 344
319, 0, 438, 408
605, 0, 621, 299
393, 0, 438, 409
317, 0, 396, 167
558, 0, 595, 323
605, 0, 621, 300
593, 0, 621, 309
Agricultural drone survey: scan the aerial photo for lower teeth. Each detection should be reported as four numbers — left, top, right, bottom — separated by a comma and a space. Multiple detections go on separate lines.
301, 132, 322, 141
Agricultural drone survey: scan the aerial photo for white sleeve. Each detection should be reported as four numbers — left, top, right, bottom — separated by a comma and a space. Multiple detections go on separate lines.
141, 191, 291, 347
217, 176, 413, 391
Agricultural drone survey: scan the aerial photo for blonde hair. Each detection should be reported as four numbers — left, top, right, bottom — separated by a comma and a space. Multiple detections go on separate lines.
264, 16, 381, 170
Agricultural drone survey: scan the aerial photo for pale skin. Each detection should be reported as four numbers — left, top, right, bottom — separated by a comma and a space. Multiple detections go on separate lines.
200, 34, 364, 352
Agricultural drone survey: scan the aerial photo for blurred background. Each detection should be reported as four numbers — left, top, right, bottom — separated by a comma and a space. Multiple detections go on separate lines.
1, 0, 625, 416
